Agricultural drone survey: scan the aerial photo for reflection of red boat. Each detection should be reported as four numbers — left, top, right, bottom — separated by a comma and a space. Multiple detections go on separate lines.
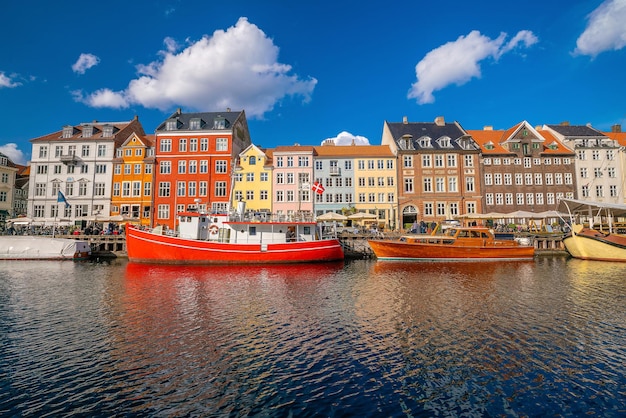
125, 259, 345, 280
126, 212, 344, 265
368, 226, 535, 261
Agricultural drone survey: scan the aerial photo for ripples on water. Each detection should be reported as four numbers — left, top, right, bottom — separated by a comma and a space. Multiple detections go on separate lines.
1, 258, 625, 417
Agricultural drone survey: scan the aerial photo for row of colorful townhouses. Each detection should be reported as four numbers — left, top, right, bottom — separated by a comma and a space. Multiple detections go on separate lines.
2, 109, 625, 232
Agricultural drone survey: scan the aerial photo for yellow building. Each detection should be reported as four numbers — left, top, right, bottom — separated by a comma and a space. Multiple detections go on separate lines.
232, 144, 273, 214
111, 133, 155, 226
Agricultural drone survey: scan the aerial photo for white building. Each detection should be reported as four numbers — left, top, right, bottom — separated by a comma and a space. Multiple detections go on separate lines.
28, 117, 145, 223
543, 123, 623, 204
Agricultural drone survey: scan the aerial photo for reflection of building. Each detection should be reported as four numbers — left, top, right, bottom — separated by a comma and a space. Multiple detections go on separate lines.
232, 144, 273, 213
469, 121, 576, 213
13, 165, 29, 217
28, 117, 146, 222
152, 109, 252, 229
382, 116, 481, 229
111, 133, 155, 226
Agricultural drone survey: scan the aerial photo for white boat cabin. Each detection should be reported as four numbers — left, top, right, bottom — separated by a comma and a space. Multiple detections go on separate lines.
177, 212, 318, 244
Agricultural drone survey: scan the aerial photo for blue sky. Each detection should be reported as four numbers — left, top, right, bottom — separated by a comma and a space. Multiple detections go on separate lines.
1, 0, 625, 165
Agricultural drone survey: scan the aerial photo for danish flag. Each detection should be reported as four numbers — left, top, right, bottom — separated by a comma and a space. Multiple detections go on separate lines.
311, 181, 325, 195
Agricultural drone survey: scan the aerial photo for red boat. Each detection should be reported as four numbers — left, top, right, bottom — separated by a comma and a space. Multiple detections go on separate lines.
126, 211, 344, 265
368, 226, 535, 261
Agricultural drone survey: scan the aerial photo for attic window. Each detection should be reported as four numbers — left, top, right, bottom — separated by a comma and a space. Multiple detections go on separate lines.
213, 117, 226, 129
438, 136, 451, 148
548, 142, 558, 150
166, 119, 179, 131
82, 125, 93, 138
249, 156, 256, 165
485, 143, 495, 150
418, 137, 432, 148
62, 126, 74, 139
189, 118, 204, 130
102, 125, 114, 137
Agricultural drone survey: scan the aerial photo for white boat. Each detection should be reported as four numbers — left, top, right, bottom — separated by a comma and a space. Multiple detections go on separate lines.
558, 198, 626, 262
0, 236, 92, 260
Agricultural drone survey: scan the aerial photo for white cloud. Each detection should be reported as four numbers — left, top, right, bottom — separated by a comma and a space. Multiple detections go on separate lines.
0, 143, 27, 165
77, 17, 317, 117
0, 72, 21, 88
72, 53, 101, 74
72, 88, 129, 109
408, 30, 538, 104
574, 0, 626, 57
322, 131, 370, 146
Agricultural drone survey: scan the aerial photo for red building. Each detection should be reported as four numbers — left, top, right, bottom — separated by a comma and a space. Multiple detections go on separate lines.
152, 109, 251, 229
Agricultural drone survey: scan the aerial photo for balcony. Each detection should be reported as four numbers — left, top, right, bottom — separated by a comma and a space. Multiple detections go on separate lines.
60, 153, 81, 165
329, 167, 341, 176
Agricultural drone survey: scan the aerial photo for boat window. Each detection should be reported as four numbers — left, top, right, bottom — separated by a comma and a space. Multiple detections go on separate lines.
249, 226, 257, 236
303, 226, 311, 235
481, 232, 489, 238
470, 231, 480, 238
458, 230, 469, 238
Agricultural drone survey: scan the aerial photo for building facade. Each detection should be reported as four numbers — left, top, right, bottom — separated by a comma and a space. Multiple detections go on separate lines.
28, 117, 145, 223
382, 116, 482, 229
0, 152, 19, 223
232, 144, 273, 214
544, 123, 622, 204
271, 145, 315, 221
111, 133, 155, 226
152, 109, 252, 229
469, 121, 577, 214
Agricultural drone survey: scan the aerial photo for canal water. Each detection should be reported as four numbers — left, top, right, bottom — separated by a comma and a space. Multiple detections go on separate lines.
1, 257, 625, 417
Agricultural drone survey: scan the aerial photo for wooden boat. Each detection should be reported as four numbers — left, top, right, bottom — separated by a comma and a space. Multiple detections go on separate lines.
368, 226, 535, 261
126, 211, 344, 265
558, 198, 626, 262
0, 236, 92, 260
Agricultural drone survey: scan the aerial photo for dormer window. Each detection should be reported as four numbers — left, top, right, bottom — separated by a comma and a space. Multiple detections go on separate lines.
166, 119, 179, 131
102, 125, 114, 137
62, 126, 74, 139
249, 156, 257, 165
438, 136, 451, 148
213, 117, 227, 129
418, 136, 432, 148
548, 142, 558, 150
485, 142, 495, 150
189, 118, 204, 130
82, 125, 93, 138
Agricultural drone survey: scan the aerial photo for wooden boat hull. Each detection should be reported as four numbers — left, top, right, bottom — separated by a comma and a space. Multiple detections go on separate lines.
126, 226, 344, 264
368, 239, 535, 261
563, 224, 626, 262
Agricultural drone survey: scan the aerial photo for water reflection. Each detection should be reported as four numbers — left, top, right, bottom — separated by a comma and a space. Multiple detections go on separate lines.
1, 259, 625, 416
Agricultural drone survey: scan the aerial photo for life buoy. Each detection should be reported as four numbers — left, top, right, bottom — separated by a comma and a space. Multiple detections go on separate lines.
209, 224, 219, 235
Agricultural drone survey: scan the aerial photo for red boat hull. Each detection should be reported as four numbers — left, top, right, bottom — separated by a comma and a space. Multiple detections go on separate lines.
126, 226, 344, 264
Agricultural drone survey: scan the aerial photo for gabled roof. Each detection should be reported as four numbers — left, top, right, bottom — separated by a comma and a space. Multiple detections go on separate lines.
30, 117, 145, 147
155, 109, 244, 132
272, 145, 316, 154
385, 118, 478, 151
603, 130, 626, 147
468, 123, 574, 156
313, 144, 395, 158
545, 124, 606, 138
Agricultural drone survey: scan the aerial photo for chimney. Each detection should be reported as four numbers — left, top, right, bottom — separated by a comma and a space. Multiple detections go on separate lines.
612, 124, 622, 133
434, 116, 445, 126
560, 121, 570, 126
483, 125, 493, 131
535, 125, 542, 131
403, 116, 408, 124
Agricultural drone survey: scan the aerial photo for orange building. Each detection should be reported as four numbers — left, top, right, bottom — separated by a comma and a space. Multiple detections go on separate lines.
111, 133, 155, 226
152, 109, 252, 229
